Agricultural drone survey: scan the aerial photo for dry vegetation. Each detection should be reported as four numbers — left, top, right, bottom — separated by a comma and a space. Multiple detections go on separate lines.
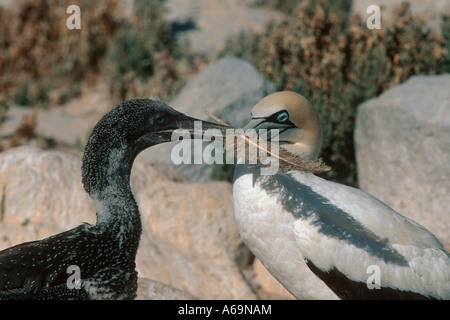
0, 0, 191, 111
104, 0, 187, 102
0, 0, 196, 152
0, 0, 448, 184
221, 0, 449, 185
0, 0, 120, 109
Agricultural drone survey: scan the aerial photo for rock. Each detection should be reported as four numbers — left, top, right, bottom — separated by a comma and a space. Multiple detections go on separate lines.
0, 147, 96, 242
136, 277, 198, 300
354, 74, 450, 250
0, 83, 111, 147
141, 57, 275, 182
0, 146, 256, 299
169, 57, 274, 127
166, 0, 285, 56
131, 156, 257, 299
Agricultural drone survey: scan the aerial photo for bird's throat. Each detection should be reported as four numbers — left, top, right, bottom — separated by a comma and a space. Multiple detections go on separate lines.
82, 140, 142, 245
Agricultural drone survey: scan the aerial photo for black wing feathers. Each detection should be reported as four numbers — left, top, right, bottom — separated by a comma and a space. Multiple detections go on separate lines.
0, 223, 98, 294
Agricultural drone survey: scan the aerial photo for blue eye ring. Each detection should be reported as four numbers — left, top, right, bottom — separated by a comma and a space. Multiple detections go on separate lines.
276, 111, 289, 123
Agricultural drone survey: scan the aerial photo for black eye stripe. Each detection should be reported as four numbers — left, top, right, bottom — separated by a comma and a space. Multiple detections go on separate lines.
253, 110, 295, 127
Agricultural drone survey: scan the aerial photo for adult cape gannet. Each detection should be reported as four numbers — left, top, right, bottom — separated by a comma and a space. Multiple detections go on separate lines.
232, 91, 450, 300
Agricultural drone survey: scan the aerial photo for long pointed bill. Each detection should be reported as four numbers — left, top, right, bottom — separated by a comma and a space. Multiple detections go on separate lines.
242, 118, 293, 142
243, 118, 293, 131
167, 114, 232, 167
174, 114, 231, 136
243, 118, 266, 131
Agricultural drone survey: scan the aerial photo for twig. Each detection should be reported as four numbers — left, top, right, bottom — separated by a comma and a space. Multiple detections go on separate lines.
204, 111, 231, 127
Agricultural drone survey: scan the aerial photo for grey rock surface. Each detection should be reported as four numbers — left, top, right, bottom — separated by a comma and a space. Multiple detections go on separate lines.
141, 57, 275, 182
166, 0, 285, 56
136, 278, 198, 300
355, 74, 450, 249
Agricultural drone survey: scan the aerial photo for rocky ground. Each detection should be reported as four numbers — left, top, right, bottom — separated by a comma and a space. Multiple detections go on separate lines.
0, 0, 448, 300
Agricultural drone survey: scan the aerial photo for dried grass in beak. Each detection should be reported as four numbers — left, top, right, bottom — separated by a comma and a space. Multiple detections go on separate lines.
205, 111, 331, 174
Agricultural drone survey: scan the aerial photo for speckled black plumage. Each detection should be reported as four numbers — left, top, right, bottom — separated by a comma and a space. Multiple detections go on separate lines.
0, 98, 227, 300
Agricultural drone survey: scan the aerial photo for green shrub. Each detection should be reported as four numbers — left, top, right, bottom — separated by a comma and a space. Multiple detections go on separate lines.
13, 81, 31, 107
442, 15, 450, 72
105, 0, 184, 102
252, 0, 301, 14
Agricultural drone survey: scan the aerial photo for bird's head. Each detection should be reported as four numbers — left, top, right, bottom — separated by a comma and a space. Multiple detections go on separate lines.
82, 98, 228, 195
88, 98, 228, 154
243, 91, 323, 160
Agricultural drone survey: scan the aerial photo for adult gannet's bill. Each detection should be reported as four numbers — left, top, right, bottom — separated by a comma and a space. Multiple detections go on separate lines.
232, 91, 449, 300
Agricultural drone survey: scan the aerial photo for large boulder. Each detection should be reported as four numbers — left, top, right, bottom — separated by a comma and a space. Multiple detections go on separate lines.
0, 85, 112, 147
354, 74, 450, 249
141, 57, 275, 182
136, 278, 198, 300
165, 0, 285, 56
169, 57, 274, 127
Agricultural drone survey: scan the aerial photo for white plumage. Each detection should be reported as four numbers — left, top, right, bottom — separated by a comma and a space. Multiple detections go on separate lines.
233, 91, 450, 300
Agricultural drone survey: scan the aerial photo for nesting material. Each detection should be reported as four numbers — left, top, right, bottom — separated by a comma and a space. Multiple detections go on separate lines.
205, 111, 330, 174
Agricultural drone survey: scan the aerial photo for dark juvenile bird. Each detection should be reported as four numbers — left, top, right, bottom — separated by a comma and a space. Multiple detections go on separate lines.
0, 98, 227, 299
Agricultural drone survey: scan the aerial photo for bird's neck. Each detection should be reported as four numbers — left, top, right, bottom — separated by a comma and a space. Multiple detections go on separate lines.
82, 139, 142, 245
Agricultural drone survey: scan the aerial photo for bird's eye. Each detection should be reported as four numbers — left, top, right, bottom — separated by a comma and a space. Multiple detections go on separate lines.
156, 114, 168, 125
276, 111, 289, 123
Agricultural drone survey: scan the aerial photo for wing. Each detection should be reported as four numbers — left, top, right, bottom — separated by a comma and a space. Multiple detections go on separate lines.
0, 283, 90, 300
285, 172, 450, 300
294, 214, 450, 299
0, 223, 99, 297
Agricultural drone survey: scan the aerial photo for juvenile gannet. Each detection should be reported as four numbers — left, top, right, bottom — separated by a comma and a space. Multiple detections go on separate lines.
0, 98, 227, 300
233, 91, 450, 300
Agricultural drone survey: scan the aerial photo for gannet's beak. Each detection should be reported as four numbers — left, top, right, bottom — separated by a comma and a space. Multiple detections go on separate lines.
243, 118, 293, 131
172, 113, 231, 134
140, 112, 231, 149
242, 118, 265, 131
242, 118, 294, 142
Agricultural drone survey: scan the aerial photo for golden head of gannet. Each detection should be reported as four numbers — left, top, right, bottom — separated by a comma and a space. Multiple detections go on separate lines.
243, 91, 323, 160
